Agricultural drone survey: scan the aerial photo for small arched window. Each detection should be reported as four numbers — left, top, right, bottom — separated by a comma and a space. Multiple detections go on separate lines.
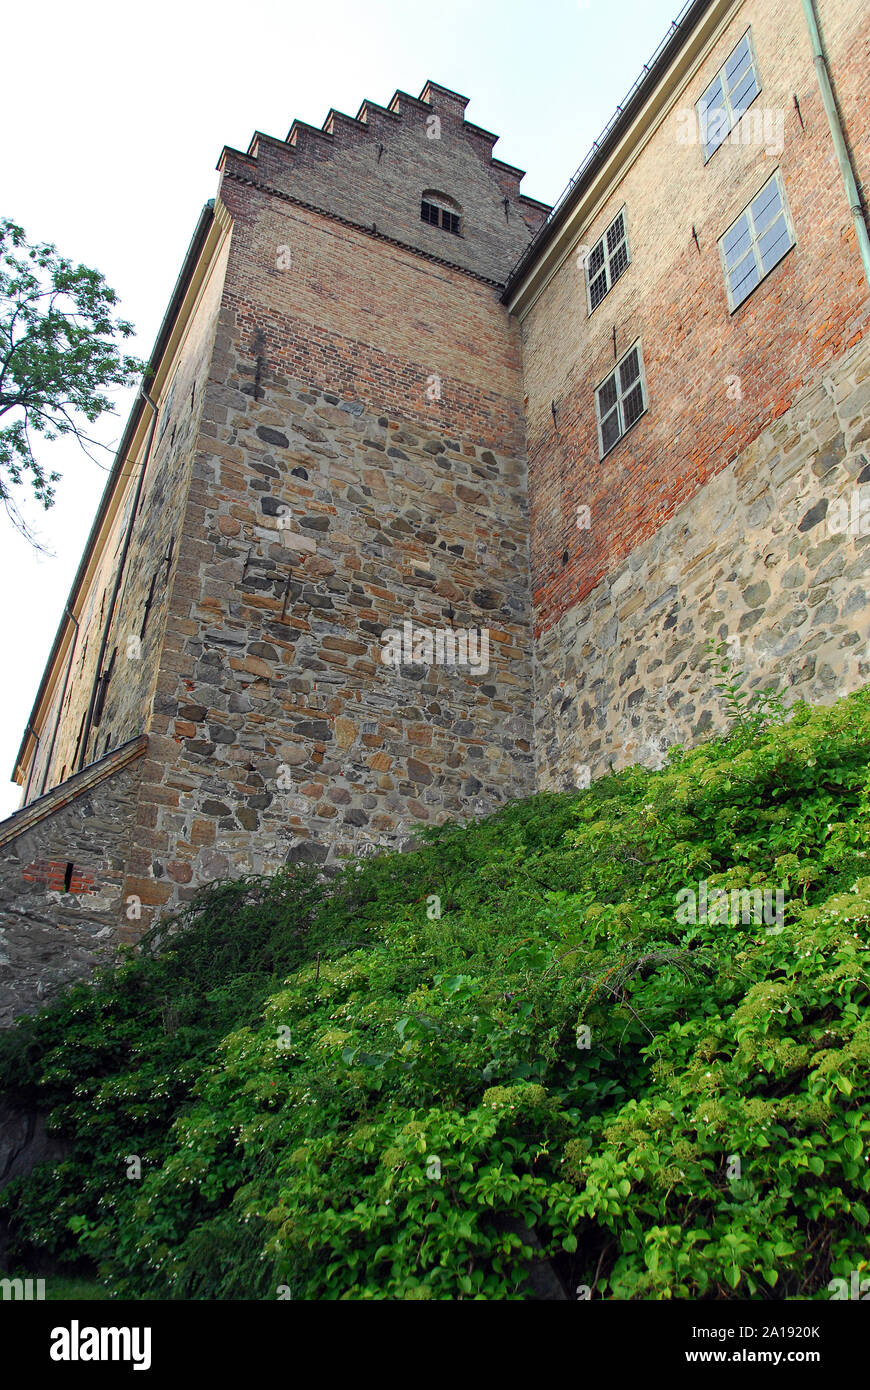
421, 191, 461, 236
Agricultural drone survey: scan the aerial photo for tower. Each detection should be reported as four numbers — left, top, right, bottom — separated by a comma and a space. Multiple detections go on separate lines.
0, 82, 549, 1022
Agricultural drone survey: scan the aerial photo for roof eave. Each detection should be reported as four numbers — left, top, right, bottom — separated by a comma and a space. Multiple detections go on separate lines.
503, 0, 728, 314
12, 200, 218, 783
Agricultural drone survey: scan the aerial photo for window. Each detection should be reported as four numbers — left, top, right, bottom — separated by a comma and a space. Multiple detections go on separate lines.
595, 342, 648, 458
421, 196, 461, 235
719, 171, 795, 312
697, 30, 761, 160
586, 209, 630, 313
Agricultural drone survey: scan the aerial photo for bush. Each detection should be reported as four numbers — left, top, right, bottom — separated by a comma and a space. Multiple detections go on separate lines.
2, 687, 870, 1299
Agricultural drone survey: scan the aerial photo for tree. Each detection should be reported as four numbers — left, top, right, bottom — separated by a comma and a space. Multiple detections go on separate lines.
0, 217, 145, 544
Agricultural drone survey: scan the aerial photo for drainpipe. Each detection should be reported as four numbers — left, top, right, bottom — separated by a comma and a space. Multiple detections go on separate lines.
801, 0, 870, 290
39, 607, 80, 796
77, 390, 160, 771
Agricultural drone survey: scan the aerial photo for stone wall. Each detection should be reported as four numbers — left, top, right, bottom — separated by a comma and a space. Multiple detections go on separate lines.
131, 360, 534, 910
0, 746, 144, 1028
22, 235, 231, 799
534, 336, 870, 787
116, 118, 540, 925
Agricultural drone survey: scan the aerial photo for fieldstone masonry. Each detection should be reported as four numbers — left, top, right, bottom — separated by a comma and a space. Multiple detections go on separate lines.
0, 742, 144, 1028
534, 336, 870, 786
138, 362, 535, 887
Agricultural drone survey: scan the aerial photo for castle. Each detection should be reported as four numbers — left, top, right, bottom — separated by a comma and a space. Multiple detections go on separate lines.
1, 0, 868, 1025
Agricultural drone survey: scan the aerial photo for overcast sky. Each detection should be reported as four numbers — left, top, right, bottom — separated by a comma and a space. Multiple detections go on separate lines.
1, 0, 681, 816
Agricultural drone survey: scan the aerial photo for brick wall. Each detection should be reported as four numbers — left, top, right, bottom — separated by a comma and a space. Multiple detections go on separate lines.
223, 80, 547, 286
522, 0, 869, 638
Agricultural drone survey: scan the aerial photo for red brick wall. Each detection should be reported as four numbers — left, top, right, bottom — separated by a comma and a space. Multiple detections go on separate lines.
20, 861, 97, 894
522, 0, 870, 638
217, 179, 529, 455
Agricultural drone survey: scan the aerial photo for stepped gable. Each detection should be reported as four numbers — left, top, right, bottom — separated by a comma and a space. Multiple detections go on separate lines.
217, 79, 550, 285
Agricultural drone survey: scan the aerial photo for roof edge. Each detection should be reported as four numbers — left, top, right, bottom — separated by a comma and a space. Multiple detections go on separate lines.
12, 203, 217, 783
503, 0, 723, 308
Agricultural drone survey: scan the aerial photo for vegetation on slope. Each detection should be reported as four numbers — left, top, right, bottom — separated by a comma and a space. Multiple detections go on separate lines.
2, 677, 870, 1300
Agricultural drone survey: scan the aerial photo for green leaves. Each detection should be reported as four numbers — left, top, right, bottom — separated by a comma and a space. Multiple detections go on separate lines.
0, 217, 145, 540
5, 691, 870, 1297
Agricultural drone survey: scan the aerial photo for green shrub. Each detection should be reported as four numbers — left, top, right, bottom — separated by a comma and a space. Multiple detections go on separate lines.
2, 687, 869, 1299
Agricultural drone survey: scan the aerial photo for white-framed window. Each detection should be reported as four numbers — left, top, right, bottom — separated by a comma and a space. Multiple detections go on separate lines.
586, 208, 631, 314
719, 170, 795, 312
595, 341, 647, 459
697, 29, 761, 161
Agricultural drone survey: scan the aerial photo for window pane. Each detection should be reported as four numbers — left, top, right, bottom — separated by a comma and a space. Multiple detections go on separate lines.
730, 68, 759, 116
609, 241, 629, 282
588, 241, 605, 275
758, 215, 792, 273
598, 374, 618, 415
724, 35, 751, 87
702, 107, 730, 155
699, 76, 728, 153
619, 349, 640, 393
730, 256, 760, 307
622, 382, 645, 429
751, 179, 782, 233
727, 248, 756, 290
725, 242, 754, 280
699, 74, 724, 116
601, 409, 621, 453
589, 271, 608, 310
606, 213, 625, 254
722, 213, 752, 265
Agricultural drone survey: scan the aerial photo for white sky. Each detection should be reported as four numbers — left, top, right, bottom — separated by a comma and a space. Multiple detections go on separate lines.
0, 0, 680, 817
